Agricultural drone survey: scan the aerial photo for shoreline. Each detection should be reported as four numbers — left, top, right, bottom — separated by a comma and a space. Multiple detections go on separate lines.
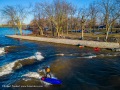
6, 35, 120, 49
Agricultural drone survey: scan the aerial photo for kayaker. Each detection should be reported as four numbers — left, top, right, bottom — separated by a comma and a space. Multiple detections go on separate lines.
45, 66, 51, 78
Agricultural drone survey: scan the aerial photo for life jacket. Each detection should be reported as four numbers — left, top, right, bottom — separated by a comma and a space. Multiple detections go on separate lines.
46, 68, 50, 73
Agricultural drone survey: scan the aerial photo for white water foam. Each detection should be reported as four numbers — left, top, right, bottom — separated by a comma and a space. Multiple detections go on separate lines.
23, 72, 40, 79
16, 52, 44, 61
48, 53, 65, 57
56, 53, 64, 56
0, 52, 44, 77
84, 55, 97, 58
23, 71, 55, 79
35, 52, 44, 61
0, 56, 35, 77
77, 55, 97, 59
17, 56, 36, 61
98, 53, 119, 57
23, 72, 51, 86
77, 53, 97, 59
0, 46, 12, 55
0, 61, 17, 77
106, 54, 117, 57
0, 47, 5, 55
5, 46, 11, 48
22, 71, 55, 86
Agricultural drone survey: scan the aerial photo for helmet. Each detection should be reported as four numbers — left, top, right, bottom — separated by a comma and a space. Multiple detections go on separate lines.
47, 65, 50, 68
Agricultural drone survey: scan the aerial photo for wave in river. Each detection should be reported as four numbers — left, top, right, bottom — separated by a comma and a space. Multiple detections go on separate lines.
23, 72, 40, 79
0, 47, 6, 55
35, 52, 44, 61
76, 53, 97, 59
0, 52, 44, 77
22, 72, 52, 86
22, 71, 55, 86
77, 55, 97, 59
0, 46, 16, 55
0, 61, 16, 77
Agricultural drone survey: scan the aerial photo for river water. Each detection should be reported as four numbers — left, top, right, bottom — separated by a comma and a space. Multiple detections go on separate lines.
0, 27, 120, 90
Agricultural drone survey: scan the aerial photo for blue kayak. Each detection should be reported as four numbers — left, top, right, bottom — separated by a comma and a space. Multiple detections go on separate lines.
41, 77, 62, 85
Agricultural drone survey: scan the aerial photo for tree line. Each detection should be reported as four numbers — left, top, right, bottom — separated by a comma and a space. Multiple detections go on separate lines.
1, 0, 120, 41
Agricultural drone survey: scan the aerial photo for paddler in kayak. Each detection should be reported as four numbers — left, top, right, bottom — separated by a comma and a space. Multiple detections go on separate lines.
45, 66, 51, 78
38, 66, 51, 78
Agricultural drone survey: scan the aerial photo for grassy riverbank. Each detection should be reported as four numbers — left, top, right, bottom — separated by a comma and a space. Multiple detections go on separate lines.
31, 30, 120, 43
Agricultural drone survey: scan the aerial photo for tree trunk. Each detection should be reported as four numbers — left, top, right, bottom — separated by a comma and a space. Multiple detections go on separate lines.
105, 24, 112, 41
19, 27, 22, 35
57, 31, 59, 37
50, 19, 55, 36
51, 23, 55, 36
81, 22, 85, 40
89, 27, 92, 33
61, 27, 63, 36
105, 28, 109, 41
81, 29, 84, 40
40, 28, 44, 35
17, 21, 22, 35
66, 21, 68, 34
56, 26, 59, 37
66, 25, 68, 34
35, 21, 44, 35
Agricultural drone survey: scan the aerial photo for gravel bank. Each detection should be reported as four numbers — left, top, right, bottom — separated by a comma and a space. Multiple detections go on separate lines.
6, 35, 120, 49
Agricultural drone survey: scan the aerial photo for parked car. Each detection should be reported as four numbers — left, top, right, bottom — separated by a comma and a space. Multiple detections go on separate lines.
94, 32, 103, 35
116, 30, 120, 33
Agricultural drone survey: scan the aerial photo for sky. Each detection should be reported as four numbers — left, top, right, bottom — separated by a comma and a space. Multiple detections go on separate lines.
0, 0, 96, 24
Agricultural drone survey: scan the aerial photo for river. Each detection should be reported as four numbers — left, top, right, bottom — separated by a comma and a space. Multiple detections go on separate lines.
0, 27, 120, 90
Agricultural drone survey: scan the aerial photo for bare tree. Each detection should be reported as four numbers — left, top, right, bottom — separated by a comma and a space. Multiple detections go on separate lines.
33, 3, 46, 35
99, 0, 120, 41
15, 5, 29, 35
1, 5, 29, 35
44, 2, 56, 36
88, 2, 98, 33
69, 5, 76, 32
1, 6, 16, 27
79, 8, 89, 40
43, 0, 74, 37
30, 0, 78, 37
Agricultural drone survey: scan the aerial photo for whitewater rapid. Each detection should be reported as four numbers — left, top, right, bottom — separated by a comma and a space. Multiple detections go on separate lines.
0, 47, 6, 55
0, 52, 44, 77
